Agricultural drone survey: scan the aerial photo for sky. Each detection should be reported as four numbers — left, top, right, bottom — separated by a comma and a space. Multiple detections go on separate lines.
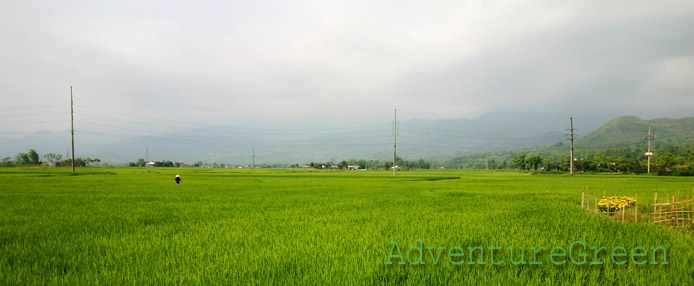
1, 0, 693, 136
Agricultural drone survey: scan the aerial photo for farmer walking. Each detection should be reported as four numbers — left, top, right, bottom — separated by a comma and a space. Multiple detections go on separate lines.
175, 174, 182, 184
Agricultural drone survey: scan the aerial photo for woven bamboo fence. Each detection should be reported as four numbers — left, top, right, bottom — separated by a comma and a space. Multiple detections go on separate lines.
581, 186, 694, 227
580, 186, 638, 222
651, 191, 694, 228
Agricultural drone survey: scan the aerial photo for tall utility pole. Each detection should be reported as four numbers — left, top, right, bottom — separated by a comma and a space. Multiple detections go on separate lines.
70, 86, 75, 173
393, 108, 397, 176
146, 147, 149, 162
252, 147, 255, 170
645, 126, 655, 173
567, 117, 575, 176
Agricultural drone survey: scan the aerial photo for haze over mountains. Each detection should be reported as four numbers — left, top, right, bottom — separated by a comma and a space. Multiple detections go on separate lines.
2, 110, 692, 165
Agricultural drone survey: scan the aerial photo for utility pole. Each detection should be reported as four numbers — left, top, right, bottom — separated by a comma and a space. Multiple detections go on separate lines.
252, 147, 255, 170
146, 147, 149, 162
566, 117, 576, 176
645, 126, 654, 173
70, 86, 75, 173
393, 108, 397, 176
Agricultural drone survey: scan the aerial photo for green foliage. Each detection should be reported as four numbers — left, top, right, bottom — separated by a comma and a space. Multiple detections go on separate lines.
526, 155, 543, 171
512, 154, 527, 170
43, 153, 62, 164
14, 153, 30, 165
129, 158, 147, 167
655, 153, 677, 171
9, 149, 41, 166
27, 149, 40, 165
62, 157, 101, 167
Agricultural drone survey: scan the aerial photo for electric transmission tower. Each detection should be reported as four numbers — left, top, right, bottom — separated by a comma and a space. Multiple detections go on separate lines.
70, 86, 75, 173
566, 117, 577, 175
645, 126, 654, 173
393, 108, 397, 176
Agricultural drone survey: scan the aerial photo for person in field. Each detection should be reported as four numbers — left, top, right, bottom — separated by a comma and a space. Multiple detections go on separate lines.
175, 174, 182, 184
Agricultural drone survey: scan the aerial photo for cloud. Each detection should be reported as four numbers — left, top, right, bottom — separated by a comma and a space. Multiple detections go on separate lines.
1, 0, 693, 135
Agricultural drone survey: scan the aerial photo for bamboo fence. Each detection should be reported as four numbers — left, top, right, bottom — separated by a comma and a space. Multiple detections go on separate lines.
580, 186, 639, 222
651, 190, 694, 228
581, 186, 694, 227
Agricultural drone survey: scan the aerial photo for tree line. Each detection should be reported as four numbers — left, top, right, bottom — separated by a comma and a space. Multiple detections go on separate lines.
1, 149, 100, 167
441, 144, 694, 175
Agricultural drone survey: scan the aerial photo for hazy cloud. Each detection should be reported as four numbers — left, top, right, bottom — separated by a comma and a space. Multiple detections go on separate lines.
1, 0, 693, 135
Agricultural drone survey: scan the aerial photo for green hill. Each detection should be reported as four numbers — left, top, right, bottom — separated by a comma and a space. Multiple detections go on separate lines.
444, 115, 694, 172
578, 116, 694, 148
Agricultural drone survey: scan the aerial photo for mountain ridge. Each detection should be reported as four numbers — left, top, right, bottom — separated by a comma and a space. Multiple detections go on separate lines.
3, 112, 690, 164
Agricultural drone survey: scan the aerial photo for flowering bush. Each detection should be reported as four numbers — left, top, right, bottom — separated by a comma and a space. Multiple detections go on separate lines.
598, 195, 637, 212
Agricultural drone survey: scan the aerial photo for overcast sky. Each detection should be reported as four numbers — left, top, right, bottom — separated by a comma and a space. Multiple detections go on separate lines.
1, 0, 693, 135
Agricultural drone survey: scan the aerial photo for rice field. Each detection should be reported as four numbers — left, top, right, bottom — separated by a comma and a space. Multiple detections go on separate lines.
1, 168, 693, 285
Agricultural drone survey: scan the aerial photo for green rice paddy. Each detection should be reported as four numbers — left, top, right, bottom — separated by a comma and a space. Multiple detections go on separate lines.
1, 168, 693, 285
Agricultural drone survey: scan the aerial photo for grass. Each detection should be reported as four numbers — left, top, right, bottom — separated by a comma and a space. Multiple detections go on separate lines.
1, 167, 693, 285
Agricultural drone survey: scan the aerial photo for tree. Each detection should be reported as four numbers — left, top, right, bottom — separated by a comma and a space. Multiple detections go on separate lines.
73, 157, 101, 167
338, 160, 348, 169
27, 149, 40, 165
417, 159, 430, 169
512, 154, 527, 170
1, 157, 11, 167
15, 153, 30, 166
43, 153, 62, 165
526, 155, 543, 171
655, 153, 677, 171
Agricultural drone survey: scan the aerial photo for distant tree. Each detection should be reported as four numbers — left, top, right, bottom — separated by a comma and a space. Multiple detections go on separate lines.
592, 153, 609, 172
338, 160, 348, 169
73, 157, 100, 167
1, 157, 11, 167
417, 159, 430, 169
43, 153, 62, 165
15, 153, 30, 166
27, 149, 40, 165
512, 154, 527, 170
526, 155, 543, 171
655, 153, 677, 171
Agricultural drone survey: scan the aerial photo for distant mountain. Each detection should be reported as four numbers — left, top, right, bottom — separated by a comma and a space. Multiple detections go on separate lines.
0, 110, 619, 164
444, 115, 694, 170
578, 116, 694, 148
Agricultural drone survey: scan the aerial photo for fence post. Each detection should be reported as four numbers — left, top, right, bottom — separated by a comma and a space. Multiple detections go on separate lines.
581, 189, 585, 209
672, 196, 676, 227
653, 192, 657, 224
635, 193, 638, 223
594, 197, 598, 213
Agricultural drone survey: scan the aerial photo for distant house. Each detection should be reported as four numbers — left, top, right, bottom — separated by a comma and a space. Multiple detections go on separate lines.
146, 161, 155, 167
43, 160, 54, 167
348, 165, 360, 170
